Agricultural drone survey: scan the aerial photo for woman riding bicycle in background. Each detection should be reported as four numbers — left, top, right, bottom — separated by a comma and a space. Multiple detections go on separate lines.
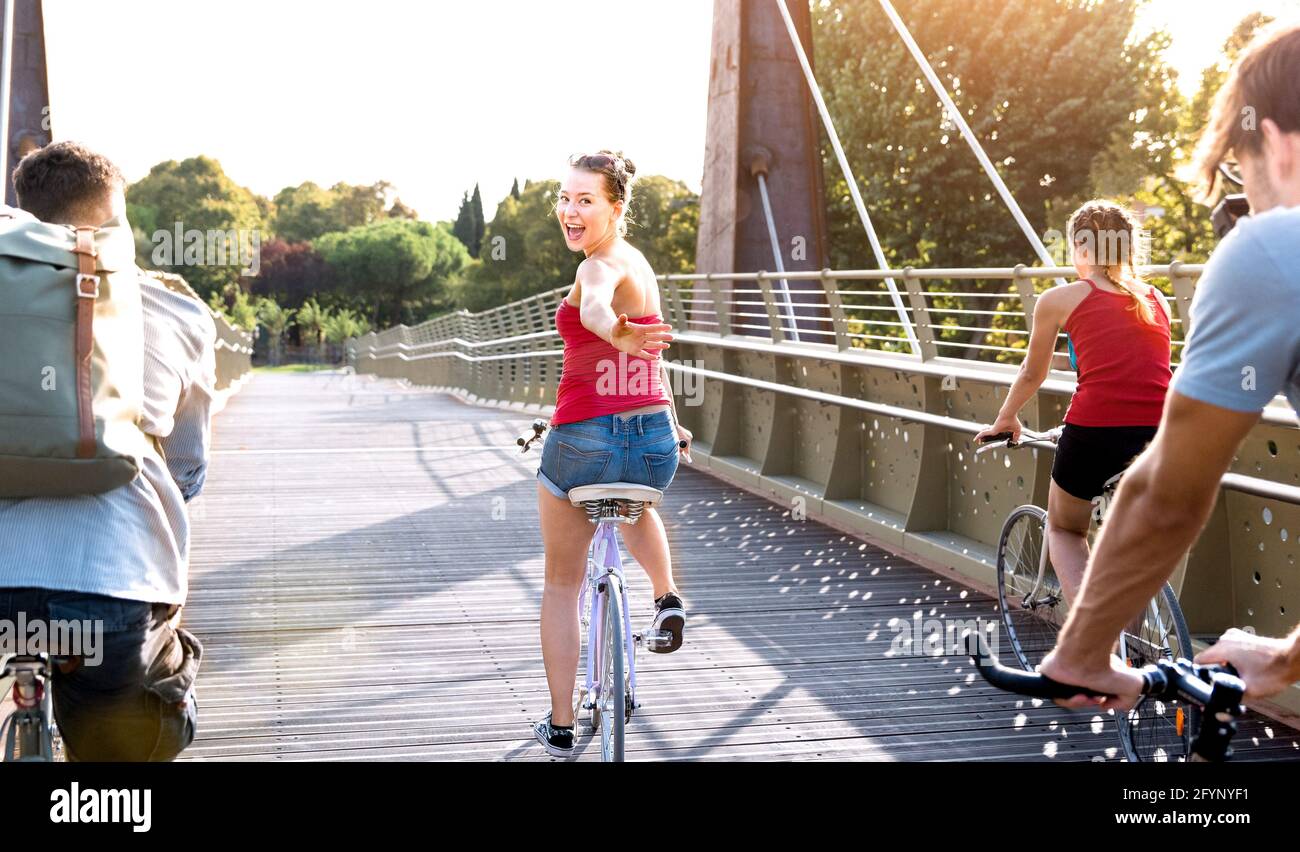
975, 199, 1172, 609
533, 151, 692, 757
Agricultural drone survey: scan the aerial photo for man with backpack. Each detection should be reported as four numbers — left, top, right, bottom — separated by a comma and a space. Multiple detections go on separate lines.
0, 141, 215, 760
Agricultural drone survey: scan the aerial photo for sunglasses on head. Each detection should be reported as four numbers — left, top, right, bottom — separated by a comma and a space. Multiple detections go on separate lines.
1218, 160, 1244, 188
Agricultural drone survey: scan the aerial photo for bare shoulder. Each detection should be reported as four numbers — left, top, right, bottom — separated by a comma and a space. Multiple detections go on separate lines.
1036, 280, 1089, 317
576, 255, 621, 286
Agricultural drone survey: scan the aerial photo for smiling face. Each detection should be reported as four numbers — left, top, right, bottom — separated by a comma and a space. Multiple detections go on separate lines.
556, 167, 622, 253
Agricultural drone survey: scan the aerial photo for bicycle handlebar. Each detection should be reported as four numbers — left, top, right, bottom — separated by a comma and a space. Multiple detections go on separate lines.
974, 428, 1062, 455
968, 632, 1247, 761
517, 419, 547, 452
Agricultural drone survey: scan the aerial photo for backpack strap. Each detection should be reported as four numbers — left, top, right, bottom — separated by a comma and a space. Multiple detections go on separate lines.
72, 227, 100, 460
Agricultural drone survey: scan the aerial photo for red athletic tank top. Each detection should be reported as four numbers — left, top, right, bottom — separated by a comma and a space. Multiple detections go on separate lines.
551, 300, 672, 426
1062, 279, 1171, 427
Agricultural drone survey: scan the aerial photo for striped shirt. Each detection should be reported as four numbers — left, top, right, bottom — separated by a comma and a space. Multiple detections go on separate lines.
0, 273, 217, 605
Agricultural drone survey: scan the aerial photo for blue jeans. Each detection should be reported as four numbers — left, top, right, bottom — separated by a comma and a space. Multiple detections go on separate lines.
0, 588, 201, 761
537, 411, 680, 499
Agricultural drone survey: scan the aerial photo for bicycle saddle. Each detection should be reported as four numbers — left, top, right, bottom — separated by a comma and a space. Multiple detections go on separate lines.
568, 483, 664, 507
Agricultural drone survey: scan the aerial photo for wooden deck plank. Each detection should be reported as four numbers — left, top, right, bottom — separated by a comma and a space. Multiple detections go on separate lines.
180, 371, 1300, 762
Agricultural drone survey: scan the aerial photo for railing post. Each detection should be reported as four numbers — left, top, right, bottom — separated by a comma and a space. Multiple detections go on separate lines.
1012, 263, 1038, 332
1169, 260, 1196, 337
755, 270, 784, 344
900, 268, 937, 361
706, 272, 731, 336
667, 277, 688, 330
819, 268, 849, 351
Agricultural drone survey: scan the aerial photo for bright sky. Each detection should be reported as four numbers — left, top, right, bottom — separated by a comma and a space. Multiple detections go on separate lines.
42, 0, 1300, 223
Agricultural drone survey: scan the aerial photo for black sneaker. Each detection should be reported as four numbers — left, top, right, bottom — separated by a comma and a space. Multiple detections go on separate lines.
533, 713, 575, 758
650, 592, 686, 653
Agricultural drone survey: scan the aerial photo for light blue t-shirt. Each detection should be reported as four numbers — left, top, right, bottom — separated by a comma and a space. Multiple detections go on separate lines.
1170, 205, 1300, 416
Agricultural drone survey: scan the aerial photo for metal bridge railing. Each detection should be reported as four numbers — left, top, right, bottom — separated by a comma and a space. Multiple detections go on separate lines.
352, 264, 1300, 707
147, 271, 254, 393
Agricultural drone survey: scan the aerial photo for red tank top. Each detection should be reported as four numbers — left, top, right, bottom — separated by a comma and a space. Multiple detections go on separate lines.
551, 300, 672, 426
1062, 279, 1171, 427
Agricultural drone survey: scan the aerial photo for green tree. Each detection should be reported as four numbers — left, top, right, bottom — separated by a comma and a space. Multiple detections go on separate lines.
510, 177, 521, 200
272, 180, 400, 242
208, 286, 260, 334
813, 0, 1181, 356
295, 298, 327, 359
314, 219, 471, 326
627, 175, 699, 276
470, 183, 486, 258
388, 198, 419, 219
127, 156, 269, 299
455, 180, 579, 312
272, 182, 338, 243
322, 308, 372, 344
1131, 13, 1275, 264
331, 181, 392, 232
452, 190, 477, 256
256, 296, 291, 365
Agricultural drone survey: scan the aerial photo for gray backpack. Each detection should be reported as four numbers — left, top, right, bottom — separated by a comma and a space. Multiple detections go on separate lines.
0, 212, 153, 497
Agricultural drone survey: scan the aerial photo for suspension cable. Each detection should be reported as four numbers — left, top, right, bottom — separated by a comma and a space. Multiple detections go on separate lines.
774, 0, 921, 356
754, 170, 802, 342
876, 0, 1066, 288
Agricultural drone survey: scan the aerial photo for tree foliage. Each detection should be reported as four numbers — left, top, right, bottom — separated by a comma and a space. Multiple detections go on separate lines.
272, 180, 399, 243
627, 175, 699, 279
453, 179, 579, 312
245, 238, 333, 310
812, 0, 1192, 358
314, 219, 471, 326
813, 0, 1175, 270
126, 156, 268, 299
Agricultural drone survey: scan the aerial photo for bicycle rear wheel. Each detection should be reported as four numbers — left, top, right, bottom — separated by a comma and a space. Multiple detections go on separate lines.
996, 505, 1068, 671
598, 578, 626, 762
1116, 583, 1196, 762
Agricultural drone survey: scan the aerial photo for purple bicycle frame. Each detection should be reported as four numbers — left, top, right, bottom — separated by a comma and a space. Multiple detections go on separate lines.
578, 520, 639, 716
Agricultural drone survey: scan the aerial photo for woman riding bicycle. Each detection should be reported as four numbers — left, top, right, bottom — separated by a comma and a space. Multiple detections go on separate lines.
975, 199, 1172, 608
533, 151, 692, 757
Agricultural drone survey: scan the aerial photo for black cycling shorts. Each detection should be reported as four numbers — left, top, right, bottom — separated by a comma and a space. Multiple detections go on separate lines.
1051, 423, 1157, 502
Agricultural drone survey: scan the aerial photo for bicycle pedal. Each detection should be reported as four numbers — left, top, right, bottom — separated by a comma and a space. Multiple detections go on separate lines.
641, 629, 673, 651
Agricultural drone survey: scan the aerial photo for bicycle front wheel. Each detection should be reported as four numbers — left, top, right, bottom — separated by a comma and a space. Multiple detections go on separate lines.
1117, 583, 1196, 762
598, 578, 626, 763
996, 505, 1068, 671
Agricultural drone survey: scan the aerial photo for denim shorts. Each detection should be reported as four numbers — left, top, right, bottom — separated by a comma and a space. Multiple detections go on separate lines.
538, 411, 680, 500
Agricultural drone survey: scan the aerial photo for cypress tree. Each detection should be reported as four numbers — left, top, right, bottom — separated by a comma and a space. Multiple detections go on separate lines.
470, 183, 486, 258
452, 191, 476, 256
